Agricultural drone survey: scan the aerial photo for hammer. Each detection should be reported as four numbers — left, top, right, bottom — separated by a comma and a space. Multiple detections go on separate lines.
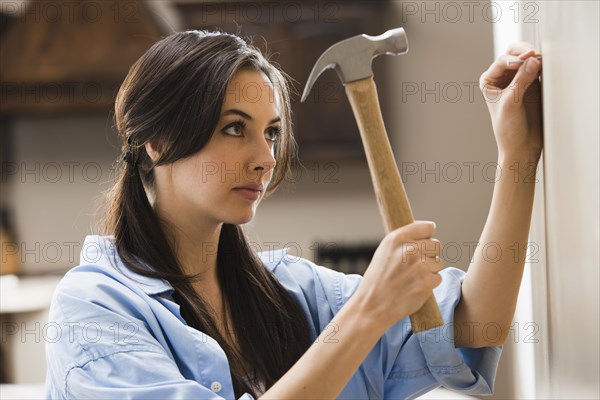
301, 28, 444, 332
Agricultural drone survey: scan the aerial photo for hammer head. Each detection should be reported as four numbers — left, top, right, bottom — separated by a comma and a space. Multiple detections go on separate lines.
301, 28, 409, 102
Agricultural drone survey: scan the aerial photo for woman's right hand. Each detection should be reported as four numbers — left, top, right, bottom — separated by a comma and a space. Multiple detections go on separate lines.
355, 221, 444, 330
261, 221, 444, 399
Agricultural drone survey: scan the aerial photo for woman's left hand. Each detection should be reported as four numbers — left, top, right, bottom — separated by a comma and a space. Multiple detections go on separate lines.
479, 42, 543, 164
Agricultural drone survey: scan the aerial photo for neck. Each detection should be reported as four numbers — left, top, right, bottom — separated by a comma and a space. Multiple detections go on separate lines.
154, 203, 233, 334
155, 203, 223, 289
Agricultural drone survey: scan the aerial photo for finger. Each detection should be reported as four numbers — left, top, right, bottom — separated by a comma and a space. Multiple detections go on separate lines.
428, 271, 442, 289
424, 252, 444, 273
408, 220, 437, 240
392, 221, 436, 245
480, 48, 541, 91
400, 238, 441, 264
506, 42, 537, 56
505, 53, 542, 67
431, 258, 445, 273
419, 238, 442, 259
509, 56, 542, 102
480, 55, 521, 91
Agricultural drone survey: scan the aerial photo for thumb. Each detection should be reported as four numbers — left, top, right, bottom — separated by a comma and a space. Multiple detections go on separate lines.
509, 57, 541, 103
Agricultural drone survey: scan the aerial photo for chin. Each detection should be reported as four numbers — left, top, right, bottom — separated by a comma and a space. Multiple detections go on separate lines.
225, 209, 256, 225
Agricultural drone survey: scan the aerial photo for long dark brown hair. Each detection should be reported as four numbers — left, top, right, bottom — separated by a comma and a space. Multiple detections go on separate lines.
101, 30, 311, 397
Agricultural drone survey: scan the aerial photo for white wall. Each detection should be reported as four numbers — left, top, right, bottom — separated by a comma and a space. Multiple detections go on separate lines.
5, 116, 120, 274
532, 1, 599, 397
489, 1, 600, 398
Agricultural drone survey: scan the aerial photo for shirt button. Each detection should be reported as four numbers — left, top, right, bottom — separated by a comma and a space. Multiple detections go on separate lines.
210, 381, 222, 393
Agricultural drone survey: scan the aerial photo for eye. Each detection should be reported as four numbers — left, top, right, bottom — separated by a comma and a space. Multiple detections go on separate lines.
265, 126, 282, 142
222, 120, 246, 137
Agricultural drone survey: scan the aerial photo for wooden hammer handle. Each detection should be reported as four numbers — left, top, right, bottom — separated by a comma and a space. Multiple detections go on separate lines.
345, 77, 444, 332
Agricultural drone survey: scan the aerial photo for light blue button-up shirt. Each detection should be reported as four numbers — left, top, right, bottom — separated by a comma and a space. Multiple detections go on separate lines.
45, 235, 501, 399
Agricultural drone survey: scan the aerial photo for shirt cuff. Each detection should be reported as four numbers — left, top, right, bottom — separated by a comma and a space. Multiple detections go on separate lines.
415, 267, 503, 395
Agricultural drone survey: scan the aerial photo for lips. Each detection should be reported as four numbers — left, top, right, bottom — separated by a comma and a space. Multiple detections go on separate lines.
232, 183, 264, 201
234, 183, 264, 192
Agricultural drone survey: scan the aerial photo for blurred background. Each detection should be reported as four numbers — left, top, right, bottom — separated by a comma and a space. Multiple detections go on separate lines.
0, 0, 598, 398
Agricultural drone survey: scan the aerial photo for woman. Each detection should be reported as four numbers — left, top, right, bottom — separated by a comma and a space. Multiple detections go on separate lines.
45, 30, 542, 399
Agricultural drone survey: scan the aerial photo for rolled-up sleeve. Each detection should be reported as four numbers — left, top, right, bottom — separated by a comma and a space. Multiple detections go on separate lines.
278, 256, 502, 399
383, 267, 502, 398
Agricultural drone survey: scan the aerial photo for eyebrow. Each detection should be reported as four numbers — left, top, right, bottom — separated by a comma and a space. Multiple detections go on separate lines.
222, 108, 281, 124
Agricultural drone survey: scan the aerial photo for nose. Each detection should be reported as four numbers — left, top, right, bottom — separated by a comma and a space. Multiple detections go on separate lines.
247, 137, 277, 179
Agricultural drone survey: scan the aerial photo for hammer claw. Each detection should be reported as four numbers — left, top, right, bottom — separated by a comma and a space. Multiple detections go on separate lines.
301, 28, 408, 103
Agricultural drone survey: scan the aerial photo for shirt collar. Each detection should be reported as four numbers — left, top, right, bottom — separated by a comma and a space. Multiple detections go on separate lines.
80, 235, 174, 296
256, 247, 290, 272
80, 235, 290, 296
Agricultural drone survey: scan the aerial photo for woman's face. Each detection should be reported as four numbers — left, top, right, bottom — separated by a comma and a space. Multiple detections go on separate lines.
151, 68, 281, 226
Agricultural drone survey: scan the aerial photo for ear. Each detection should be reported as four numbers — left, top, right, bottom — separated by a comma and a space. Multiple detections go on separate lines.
145, 141, 160, 163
